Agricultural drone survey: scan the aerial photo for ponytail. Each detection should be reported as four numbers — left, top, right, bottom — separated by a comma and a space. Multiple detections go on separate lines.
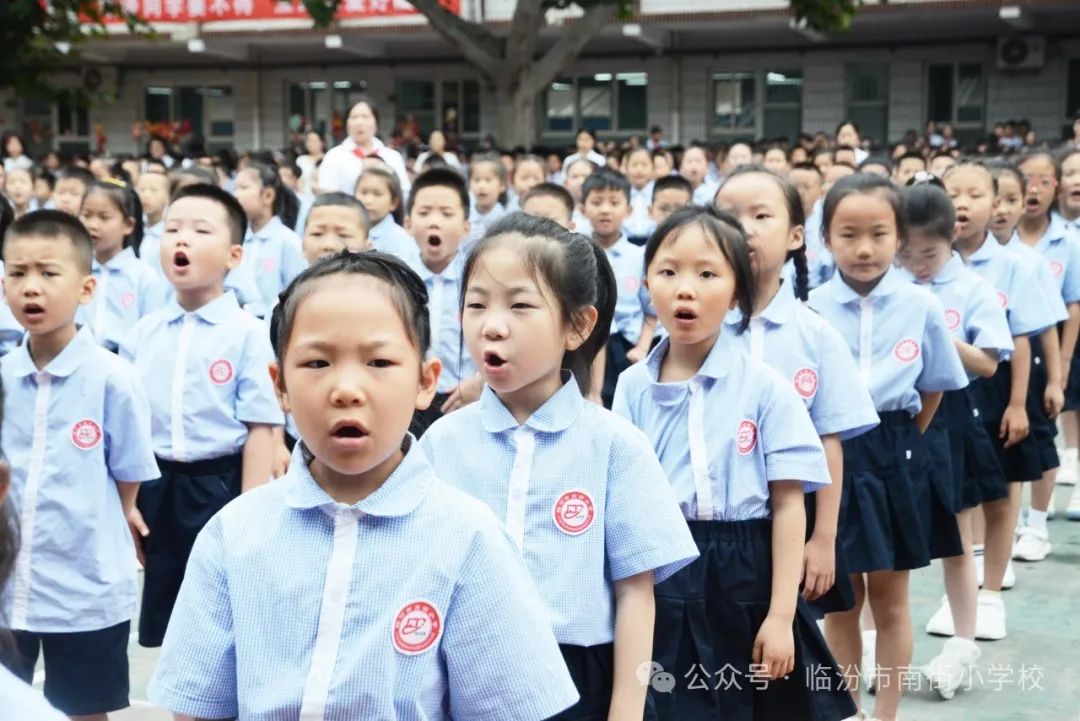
791, 244, 810, 301
572, 235, 616, 392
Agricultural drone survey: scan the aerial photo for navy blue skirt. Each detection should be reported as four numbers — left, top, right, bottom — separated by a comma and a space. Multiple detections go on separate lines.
971, 362, 1044, 483
550, 643, 660, 721
652, 520, 856, 721
916, 418, 964, 560
935, 387, 1008, 510
839, 411, 931, 573
803, 492, 855, 617
1065, 343, 1080, 411
1027, 335, 1059, 472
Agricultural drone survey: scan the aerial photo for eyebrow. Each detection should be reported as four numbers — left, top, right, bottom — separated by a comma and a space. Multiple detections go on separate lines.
292, 337, 395, 352
466, 284, 540, 297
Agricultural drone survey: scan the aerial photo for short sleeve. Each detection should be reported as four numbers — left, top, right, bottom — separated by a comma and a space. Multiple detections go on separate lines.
758, 379, 831, 492
965, 278, 1014, 360
148, 518, 239, 719
117, 317, 144, 362
235, 323, 285, 426
104, 362, 160, 482
808, 323, 879, 439
610, 366, 638, 422
282, 234, 307, 288
916, 297, 969, 393
443, 520, 579, 721
1033, 260, 1068, 322
1005, 262, 1055, 336
1061, 239, 1080, 304
604, 424, 698, 583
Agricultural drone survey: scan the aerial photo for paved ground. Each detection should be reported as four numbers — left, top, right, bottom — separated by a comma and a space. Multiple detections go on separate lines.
33, 486, 1080, 721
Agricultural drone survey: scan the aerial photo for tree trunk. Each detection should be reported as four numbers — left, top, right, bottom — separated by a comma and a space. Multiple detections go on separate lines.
494, 84, 537, 149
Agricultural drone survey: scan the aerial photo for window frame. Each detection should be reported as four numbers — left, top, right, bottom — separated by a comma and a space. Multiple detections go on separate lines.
844, 63, 890, 145
144, 84, 236, 152
540, 72, 649, 140
924, 61, 986, 137
707, 69, 803, 141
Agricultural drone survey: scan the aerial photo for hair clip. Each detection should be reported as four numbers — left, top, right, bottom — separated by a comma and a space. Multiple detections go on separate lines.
102, 177, 128, 188
907, 171, 944, 188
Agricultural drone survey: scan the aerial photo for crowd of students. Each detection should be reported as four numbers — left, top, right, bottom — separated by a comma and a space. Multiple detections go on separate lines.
2, 104, 1080, 721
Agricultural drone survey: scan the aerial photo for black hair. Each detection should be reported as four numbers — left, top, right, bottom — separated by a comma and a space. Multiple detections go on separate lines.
55, 165, 95, 189
822, 173, 905, 242
307, 192, 371, 234
464, 212, 616, 394
722, 165, 810, 301
897, 151, 928, 168
1017, 148, 1061, 182
407, 167, 470, 217
170, 183, 248, 246
270, 250, 430, 365
469, 153, 509, 206
790, 162, 824, 179
644, 206, 755, 333
521, 183, 575, 218
835, 121, 861, 139
357, 165, 404, 225
84, 179, 146, 256
171, 165, 218, 196
348, 99, 382, 131
576, 128, 597, 142
419, 154, 449, 172
0, 375, 17, 670
651, 174, 693, 203
901, 181, 956, 241
859, 156, 893, 173
35, 170, 57, 191
1, 132, 27, 159
581, 168, 631, 203
241, 162, 300, 231
812, 147, 834, 160
834, 145, 857, 159
0, 196, 12, 257
5, 209, 94, 273
512, 154, 547, 181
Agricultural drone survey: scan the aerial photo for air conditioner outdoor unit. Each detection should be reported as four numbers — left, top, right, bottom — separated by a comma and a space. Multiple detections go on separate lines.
997, 36, 1046, 70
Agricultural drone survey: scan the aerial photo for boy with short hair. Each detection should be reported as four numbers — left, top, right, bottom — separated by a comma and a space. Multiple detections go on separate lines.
2, 210, 159, 718
521, 182, 575, 230
582, 169, 657, 407
120, 183, 283, 648
52, 166, 94, 217
404, 168, 478, 433
136, 171, 171, 278
649, 175, 693, 225
302, 192, 371, 259
894, 151, 928, 186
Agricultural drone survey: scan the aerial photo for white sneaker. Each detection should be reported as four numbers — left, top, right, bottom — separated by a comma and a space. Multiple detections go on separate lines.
1003, 560, 1016, 589
1067, 485, 1080, 520
861, 629, 876, 693
1012, 526, 1052, 562
1056, 447, 1078, 485
975, 592, 1007, 641
923, 636, 981, 700
925, 596, 955, 637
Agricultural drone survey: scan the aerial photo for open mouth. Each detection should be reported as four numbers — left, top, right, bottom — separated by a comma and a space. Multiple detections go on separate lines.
331, 420, 369, 439
956, 213, 970, 224
174, 251, 191, 268
22, 303, 45, 319
484, 351, 507, 368
674, 307, 697, 321
1026, 198, 1042, 210
427, 235, 443, 248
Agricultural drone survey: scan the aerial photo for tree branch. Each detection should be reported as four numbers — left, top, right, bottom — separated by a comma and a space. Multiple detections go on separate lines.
505, 0, 543, 73
524, 4, 615, 97
408, 0, 503, 73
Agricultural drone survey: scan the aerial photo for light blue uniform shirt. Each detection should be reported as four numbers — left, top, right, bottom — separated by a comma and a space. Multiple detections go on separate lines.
148, 440, 578, 721
141, 219, 166, 279
692, 180, 719, 206
572, 208, 593, 236
964, 235, 1058, 336
77, 247, 167, 351
420, 377, 699, 646
1010, 213, 1080, 304
1003, 238, 1071, 325
604, 234, 654, 344
808, 266, 969, 415
417, 252, 475, 393
1, 327, 159, 632
369, 214, 423, 270
804, 200, 834, 289
910, 253, 1014, 374
725, 284, 879, 440
0, 665, 68, 721
241, 216, 307, 319
465, 202, 507, 255
120, 291, 284, 462
614, 333, 830, 522
0, 260, 26, 355
624, 181, 655, 238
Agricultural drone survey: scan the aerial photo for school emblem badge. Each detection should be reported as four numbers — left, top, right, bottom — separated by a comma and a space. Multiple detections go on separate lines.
71, 419, 103, 450
736, 419, 758, 455
209, 359, 234, 385
893, 338, 920, 363
121, 291, 136, 309
945, 309, 962, 332
625, 276, 640, 293
998, 291, 1009, 309
1052, 260, 1064, 278
793, 368, 819, 399
553, 490, 596, 535
392, 601, 442, 655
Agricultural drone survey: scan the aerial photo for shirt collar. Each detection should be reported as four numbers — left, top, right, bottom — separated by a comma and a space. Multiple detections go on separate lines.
343, 135, 386, 159
478, 372, 584, 434
248, 216, 283, 243
602, 234, 630, 256
281, 436, 431, 517
415, 250, 463, 282
645, 332, 734, 382
727, 280, 797, 328
933, 252, 964, 284
161, 290, 240, 324
7, 325, 96, 379
966, 234, 1002, 264
93, 246, 137, 274
828, 264, 903, 303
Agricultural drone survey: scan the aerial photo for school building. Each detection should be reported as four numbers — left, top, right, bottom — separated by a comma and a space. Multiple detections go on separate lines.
3, 0, 1080, 158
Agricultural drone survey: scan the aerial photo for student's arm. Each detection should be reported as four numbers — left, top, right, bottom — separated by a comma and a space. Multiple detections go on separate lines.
608, 571, 654, 721
589, 346, 606, 404
241, 424, 275, 492
627, 316, 656, 364
117, 481, 148, 566
440, 372, 484, 414
1061, 303, 1080, 391
1002, 335, 1032, 448
1040, 325, 1065, 419
271, 426, 291, 478
803, 434, 841, 602
755, 480, 803, 680
954, 338, 999, 379
914, 391, 943, 433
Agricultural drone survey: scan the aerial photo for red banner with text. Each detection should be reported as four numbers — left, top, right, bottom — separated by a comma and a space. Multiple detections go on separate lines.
105, 0, 458, 23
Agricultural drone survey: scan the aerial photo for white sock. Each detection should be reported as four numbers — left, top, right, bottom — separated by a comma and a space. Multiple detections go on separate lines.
972, 543, 985, 554
1028, 508, 1049, 534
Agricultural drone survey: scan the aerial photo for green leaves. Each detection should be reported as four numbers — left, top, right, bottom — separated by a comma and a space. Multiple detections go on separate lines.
789, 0, 883, 34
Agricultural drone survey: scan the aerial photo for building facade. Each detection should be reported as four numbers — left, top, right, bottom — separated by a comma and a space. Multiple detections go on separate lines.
2, 0, 1079, 157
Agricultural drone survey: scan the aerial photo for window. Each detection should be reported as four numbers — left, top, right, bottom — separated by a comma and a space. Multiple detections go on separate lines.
57, 94, 92, 156
845, 64, 889, 145
287, 81, 365, 148
440, 79, 481, 136
391, 79, 480, 145
542, 73, 649, 136
926, 62, 985, 142
710, 70, 802, 142
1067, 59, 1080, 122
144, 85, 234, 151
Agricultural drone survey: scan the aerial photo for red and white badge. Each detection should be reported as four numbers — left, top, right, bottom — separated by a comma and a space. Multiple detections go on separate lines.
553, 490, 596, 535
736, 419, 758, 455
998, 291, 1009, 309
894, 338, 921, 363
1051, 260, 1064, 278
209, 359, 234, 385
945, 309, 962, 332
793, 368, 819, 399
392, 600, 442, 655
624, 276, 640, 293
121, 291, 136, 309
261, 257, 277, 273
71, 419, 103, 450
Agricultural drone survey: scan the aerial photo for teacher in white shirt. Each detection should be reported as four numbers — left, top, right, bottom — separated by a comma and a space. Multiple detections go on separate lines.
318, 99, 411, 197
